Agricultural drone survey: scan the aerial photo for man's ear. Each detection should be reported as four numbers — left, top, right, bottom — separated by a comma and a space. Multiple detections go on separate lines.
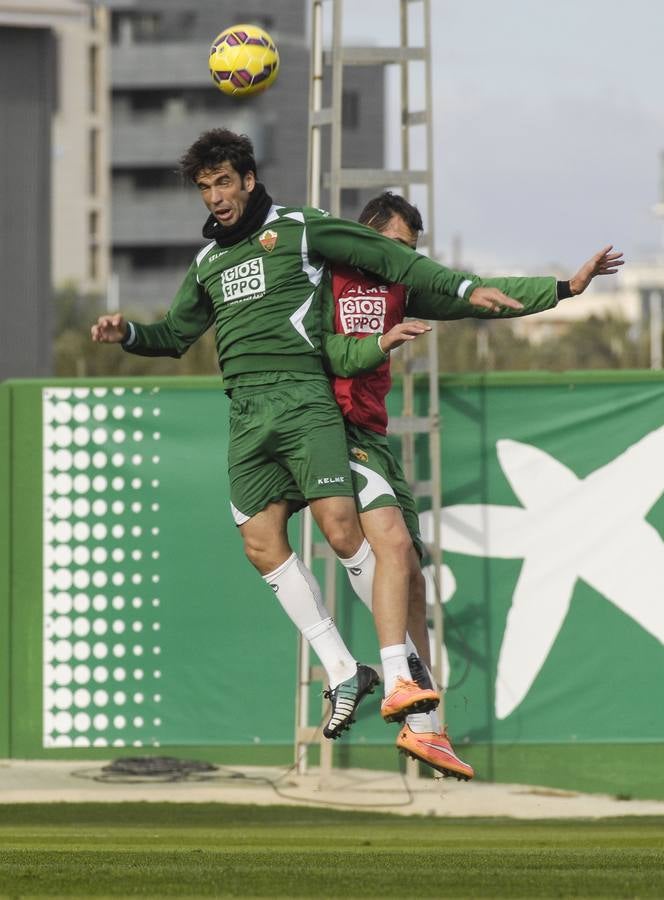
243, 171, 256, 192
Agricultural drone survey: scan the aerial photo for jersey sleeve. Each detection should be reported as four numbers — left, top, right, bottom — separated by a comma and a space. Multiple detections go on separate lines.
123, 261, 215, 358
305, 211, 480, 301
318, 271, 387, 376
407, 275, 558, 320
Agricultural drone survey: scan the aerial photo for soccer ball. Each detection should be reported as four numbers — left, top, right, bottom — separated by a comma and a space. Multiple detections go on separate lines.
209, 24, 280, 97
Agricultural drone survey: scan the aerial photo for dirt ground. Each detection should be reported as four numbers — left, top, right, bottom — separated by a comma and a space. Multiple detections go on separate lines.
2, 759, 664, 818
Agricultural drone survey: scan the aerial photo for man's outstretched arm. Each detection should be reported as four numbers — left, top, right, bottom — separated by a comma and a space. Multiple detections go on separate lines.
323, 246, 625, 376
568, 245, 624, 295
91, 313, 129, 344
90, 263, 215, 358
407, 246, 625, 320
307, 212, 524, 314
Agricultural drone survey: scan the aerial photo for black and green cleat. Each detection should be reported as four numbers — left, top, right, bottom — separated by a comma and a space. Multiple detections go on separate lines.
323, 664, 380, 739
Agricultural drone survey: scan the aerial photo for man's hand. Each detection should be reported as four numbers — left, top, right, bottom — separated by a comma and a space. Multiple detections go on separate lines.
379, 320, 432, 352
91, 314, 128, 343
569, 245, 624, 296
468, 286, 524, 313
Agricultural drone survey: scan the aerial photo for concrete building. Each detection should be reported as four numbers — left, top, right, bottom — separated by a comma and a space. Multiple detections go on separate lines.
106, 0, 385, 311
52, 3, 110, 295
0, 0, 109, 379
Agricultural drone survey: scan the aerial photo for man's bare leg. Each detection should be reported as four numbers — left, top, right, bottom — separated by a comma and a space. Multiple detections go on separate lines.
357, 505, 411, 649
352, 505, 438, 719
240, 498, 379, 738
239, 500, 356, 688
306, 496, 436, 721
406, 544, 431, 668
310, 497, 415, 651
308, 495, 366, 560
240, 499, 293, 575
338, 503, 430, 664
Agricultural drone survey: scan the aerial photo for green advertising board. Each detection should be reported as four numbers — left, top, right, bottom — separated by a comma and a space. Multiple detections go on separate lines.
5, 378, 303, 757
1, 371, 663, 760
417, 372, 664, 745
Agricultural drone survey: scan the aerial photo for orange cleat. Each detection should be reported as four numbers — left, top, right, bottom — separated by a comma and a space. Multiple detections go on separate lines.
380, 676, 439, 723
397, 724, 475, 781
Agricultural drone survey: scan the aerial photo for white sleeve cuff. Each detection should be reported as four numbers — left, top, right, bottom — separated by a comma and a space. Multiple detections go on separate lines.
123, 321, 137, 348
457, 279, 473, 299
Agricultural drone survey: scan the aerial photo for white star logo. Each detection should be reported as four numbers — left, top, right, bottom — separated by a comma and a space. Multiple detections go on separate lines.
420, 426, 664, 720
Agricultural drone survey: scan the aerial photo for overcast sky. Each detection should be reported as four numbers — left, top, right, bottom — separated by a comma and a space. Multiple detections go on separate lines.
335, 0, 664, 271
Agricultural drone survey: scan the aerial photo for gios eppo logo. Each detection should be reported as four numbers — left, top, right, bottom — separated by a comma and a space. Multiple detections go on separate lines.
339, 294, 386, 333
221, 257, 266, 303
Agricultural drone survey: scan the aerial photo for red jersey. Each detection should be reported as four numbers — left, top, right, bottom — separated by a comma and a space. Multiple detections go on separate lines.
329, 265, 407, 435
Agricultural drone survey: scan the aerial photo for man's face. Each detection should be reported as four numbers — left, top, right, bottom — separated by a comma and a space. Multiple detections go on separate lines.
195, 162, 255, 228
378, 213, 418, 249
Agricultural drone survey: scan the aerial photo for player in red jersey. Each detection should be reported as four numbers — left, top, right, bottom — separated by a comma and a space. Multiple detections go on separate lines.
322, 191, 623, 777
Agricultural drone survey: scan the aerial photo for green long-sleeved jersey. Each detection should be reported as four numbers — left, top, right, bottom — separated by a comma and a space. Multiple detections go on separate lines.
123, 204, 486, 387
320, 272, 560, 377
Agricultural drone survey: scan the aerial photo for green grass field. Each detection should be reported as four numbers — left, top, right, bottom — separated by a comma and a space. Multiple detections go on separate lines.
1, 804, 664, 898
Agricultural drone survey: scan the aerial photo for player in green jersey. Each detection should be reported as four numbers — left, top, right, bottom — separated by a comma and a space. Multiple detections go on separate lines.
91, 128, 526, 740
321, 190, 623, 776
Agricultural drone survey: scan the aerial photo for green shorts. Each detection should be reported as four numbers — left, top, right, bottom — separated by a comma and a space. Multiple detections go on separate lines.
345, 421, 426, 559
228, 379, 354, 523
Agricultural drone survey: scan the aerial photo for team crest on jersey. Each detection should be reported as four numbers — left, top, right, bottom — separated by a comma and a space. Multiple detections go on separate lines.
259, 229, 278, 252
350, 446, 369, 462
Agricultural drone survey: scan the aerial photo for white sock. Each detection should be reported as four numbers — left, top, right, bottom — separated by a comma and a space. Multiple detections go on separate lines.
406, 708, 442, 733
263, 553, 356, 688
405, 634, 418, 656
406, 659, 442, 733
338, 539, 375, 610
379, 643, 411, 695
302, 617, 357, 689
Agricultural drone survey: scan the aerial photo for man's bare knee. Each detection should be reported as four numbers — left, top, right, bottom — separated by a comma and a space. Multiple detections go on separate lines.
242, 535, 273, 573
309, 497, 363, 558
239, 502, 292, 575
325, 520, 364, 558
360, 506, 413, 563
371, 521, 412, 562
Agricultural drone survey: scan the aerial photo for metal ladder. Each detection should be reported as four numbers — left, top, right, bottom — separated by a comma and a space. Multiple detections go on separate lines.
295, 0, 444, 779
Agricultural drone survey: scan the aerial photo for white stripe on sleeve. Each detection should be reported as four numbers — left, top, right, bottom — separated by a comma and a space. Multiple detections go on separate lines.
457, 279, 473, 299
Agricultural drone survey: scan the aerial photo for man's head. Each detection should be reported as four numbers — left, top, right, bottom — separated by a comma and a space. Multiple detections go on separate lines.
180, 128, 257, 228
359, 192, 422, 249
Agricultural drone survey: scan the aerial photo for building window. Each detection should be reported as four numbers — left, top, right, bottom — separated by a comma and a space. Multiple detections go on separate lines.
88, 128, 99, 196
130, 90, 166, 113
88, 211, 99, 281
342, 91, 359, 129
132, 169, 179, 190
88, 243, 99, 281
89, 3, 102, 31
129, 246, 198, 270
88, 44, 98, 114
111, 11, 161, 44
341, 188, 359, 210
234, 14, 274, 30
168, 12, 195, 40
134, 13, 161, 42
111, 12, 133, 46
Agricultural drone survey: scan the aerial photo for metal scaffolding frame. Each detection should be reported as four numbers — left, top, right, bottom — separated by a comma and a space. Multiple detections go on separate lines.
296, 0, 443, 779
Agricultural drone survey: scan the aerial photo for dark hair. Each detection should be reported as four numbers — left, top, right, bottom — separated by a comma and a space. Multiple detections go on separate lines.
358, 191, 423, 234
179, 128, 258, 182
